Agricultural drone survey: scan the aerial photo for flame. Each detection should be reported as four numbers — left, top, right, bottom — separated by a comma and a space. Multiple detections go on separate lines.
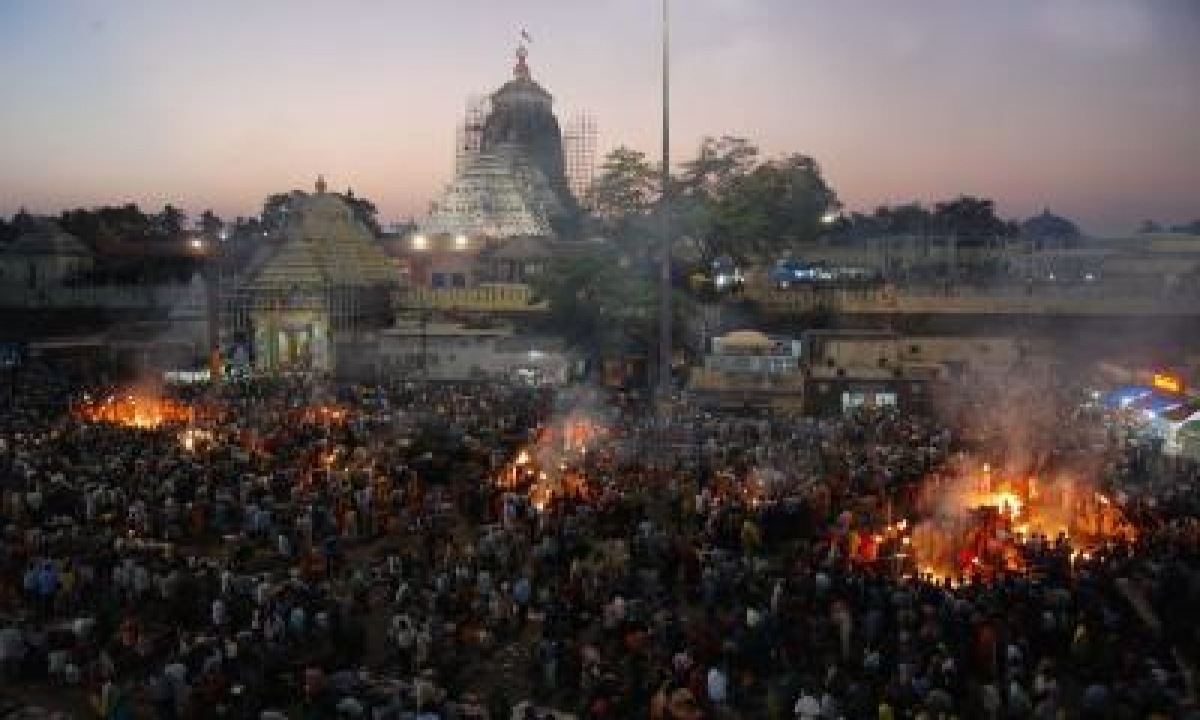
904, 468, 1134, 582
492, 411, 612, 512
75, 393, 191, 429
991, 491, 1023, 516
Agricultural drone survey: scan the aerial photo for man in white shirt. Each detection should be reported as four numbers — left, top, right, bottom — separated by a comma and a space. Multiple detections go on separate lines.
707, 664, 728, 707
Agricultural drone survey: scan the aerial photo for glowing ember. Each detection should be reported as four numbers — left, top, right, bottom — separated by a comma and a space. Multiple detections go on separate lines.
75, 393, 191, 429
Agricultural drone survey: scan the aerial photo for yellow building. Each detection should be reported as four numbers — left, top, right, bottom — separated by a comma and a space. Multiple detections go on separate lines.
232, 176, 400, 374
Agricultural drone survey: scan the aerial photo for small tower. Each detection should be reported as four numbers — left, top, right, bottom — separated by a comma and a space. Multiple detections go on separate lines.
514, 44, 530, 81
315, 174, 327, 194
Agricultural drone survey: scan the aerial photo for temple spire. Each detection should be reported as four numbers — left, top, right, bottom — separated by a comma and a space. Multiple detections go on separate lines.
514, 43, 530, 80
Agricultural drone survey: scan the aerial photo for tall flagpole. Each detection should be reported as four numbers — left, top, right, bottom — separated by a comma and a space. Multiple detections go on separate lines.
658, 0, 672, 413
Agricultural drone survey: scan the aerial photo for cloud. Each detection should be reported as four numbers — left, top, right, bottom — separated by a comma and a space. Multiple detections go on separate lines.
1033, 0, 1154, 56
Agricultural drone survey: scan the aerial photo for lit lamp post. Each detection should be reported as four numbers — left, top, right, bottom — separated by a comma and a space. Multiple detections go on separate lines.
189, 238, 223, 381
409, 233, 430, 377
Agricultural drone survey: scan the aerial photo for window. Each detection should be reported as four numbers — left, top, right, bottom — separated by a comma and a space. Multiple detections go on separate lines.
431, 273, 447, 288
451, 273, 466, 288
909, 344, 920, 354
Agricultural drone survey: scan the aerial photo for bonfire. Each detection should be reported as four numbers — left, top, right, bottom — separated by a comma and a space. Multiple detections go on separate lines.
494, 412, 610, 511
904, 464, 1136, 583
75, 393, 192, 429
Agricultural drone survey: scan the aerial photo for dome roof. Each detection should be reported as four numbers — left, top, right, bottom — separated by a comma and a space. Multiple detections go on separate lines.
7, 224, 92, 257
245, 177, 398, 290
720, 330, 773, 348
492, 77, 552, 104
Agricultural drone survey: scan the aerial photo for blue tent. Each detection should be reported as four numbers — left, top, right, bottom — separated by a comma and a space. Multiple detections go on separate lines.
1102, 385, 1153, 409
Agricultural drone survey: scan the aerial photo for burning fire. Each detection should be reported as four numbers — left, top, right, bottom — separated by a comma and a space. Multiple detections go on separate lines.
75, 393, 191, 429
493, 414, 609, 511
895, 466, 1136, 583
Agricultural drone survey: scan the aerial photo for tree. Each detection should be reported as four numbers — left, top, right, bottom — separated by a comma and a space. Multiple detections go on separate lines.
9, 208, 38, 236
586, 147, 659, 231
60, 208, 103, 246
878, 203, 933, 236
157, 204, 187, 239
677, 135, 759, 199
530, 251, 693, 357
932, 196, 1008, 242
705, 154, 840, 259
197, 209, 224, 240
674, 136, 759, 264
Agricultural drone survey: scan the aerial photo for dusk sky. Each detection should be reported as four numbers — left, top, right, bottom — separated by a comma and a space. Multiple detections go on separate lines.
1, 0, 1197, 236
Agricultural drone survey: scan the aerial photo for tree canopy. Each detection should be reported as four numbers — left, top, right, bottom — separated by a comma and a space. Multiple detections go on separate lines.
57, 203, 192, 246
197, 209, 225, 240
586, 136, 840, 265
530, 250, 693, 358
586, 146, 659, 234
838, 197, 1019, 243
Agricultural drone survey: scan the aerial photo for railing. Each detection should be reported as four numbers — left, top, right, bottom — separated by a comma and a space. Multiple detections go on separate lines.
748, 283, 1200, 316
397, 283, 546, 312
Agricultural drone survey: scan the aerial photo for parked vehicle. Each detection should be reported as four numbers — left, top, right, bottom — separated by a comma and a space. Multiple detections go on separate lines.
690, 255, 744, 296
769, 258, 883, 289
768, 259, 818, 288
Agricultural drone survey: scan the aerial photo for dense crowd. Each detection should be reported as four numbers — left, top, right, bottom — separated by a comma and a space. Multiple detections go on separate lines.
1, 357, 1198, 720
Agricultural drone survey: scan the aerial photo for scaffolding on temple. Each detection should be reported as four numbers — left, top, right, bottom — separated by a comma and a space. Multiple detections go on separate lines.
563, 112, 597, 209
455, 94, 490, 176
